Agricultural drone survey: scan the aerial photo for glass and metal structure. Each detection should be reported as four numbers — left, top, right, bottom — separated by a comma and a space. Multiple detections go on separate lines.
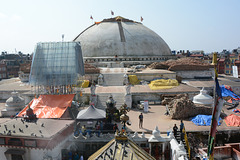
29, 42, 85, 94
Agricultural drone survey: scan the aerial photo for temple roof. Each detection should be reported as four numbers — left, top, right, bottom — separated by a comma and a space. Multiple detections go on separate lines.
88, 134, 155, 160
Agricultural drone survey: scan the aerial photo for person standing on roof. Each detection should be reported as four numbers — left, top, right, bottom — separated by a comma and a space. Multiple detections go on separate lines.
173, 124, 178, 137
180, 120, 184, 133
139, 113, 143, 128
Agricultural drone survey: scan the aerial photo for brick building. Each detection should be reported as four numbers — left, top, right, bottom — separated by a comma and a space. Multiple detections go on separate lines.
0, 63, 7, 79
0, 60, 20, 78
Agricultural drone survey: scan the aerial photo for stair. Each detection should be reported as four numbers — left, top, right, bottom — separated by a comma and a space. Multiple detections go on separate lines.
175, 131, 190, 159
96, 93, 125, 109
102, 73, 125, 86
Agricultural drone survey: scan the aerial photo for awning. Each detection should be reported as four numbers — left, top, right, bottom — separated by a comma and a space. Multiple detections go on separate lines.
77, 105, 106, 121
5, 149, 25, 155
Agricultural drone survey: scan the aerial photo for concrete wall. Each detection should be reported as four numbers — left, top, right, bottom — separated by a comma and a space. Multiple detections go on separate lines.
133, 73, 176, 82
78, 92, 198, 108
132, 92, 197, 104
176, 70, 213, 79
132, 93, 161, 104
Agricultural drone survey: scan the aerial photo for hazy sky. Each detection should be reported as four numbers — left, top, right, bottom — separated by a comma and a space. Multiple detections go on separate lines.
0, 0, 239, 54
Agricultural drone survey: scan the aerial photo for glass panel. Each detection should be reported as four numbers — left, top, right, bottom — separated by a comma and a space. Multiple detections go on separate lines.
29, 42, 84, 87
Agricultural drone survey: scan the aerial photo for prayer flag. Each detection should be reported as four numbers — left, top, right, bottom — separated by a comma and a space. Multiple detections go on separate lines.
90, 15, 93, 19
207, 53, 224, 159
111, 10, 114, 16
141, 16, 143, 22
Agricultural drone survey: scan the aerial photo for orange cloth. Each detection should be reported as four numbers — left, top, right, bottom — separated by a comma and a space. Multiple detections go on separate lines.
95, 22, 101, 24
18, 94, 75, 118
224, 114, 240, 126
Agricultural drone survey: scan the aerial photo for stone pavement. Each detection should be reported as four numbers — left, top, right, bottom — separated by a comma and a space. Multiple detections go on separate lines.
125, 105, 240, 134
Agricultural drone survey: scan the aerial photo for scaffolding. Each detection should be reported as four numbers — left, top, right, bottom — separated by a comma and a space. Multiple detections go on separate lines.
29, 42, 85, 94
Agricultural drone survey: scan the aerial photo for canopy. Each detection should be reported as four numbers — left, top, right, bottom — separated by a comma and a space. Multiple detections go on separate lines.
76, 105, 106, 121
224, 114, 240, 126
17, 94, 75, 118
191, 115, 222, 126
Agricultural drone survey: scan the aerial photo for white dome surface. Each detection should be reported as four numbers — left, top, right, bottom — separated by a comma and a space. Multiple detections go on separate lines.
193, 88, 213, 105
74, 17, 171, 58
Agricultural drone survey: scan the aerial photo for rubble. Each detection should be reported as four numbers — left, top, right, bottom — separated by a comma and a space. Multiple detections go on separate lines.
148, 57, 213, 71
84, 63, 100, 74
162, 94, 213, 119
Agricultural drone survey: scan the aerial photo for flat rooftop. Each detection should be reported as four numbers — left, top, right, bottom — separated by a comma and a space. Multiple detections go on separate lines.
0, 78, 31, 92
0, 118, 74, 138
126, 104, 240, 134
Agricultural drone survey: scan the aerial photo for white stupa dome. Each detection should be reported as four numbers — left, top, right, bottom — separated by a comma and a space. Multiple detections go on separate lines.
5, 91, 25, 111
193, 87, 213, 105
73, 16, 172, 58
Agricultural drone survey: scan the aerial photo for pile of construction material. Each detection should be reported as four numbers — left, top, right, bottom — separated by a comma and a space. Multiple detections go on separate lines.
148, 57, 212, 71
84, 63, 100, 74
162, 94, 212, 119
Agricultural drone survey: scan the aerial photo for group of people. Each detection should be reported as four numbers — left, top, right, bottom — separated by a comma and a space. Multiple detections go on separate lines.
173, 120, 184, 140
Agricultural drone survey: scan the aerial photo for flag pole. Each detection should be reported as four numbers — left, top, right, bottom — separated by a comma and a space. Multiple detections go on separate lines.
207, 52, 217, 159
207, 52, 222, 160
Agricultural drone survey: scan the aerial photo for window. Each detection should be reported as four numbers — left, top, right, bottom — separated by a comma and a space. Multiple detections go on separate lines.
8, 138, 22, 146
226, 70, 229, 74
226, 65, 229, 68
0, 138, 5, 145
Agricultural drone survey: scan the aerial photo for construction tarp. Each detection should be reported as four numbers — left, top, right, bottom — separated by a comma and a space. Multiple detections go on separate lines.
128, 75, 140, 85
224, 114, 240, 126
73, 80, 89, 88
221, 85, 240, 100
191, 115, 222, 126
81, 80, 89, 88
76, 105, 106, 121
17, 94, 75, 118
148, 79, 179, 90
